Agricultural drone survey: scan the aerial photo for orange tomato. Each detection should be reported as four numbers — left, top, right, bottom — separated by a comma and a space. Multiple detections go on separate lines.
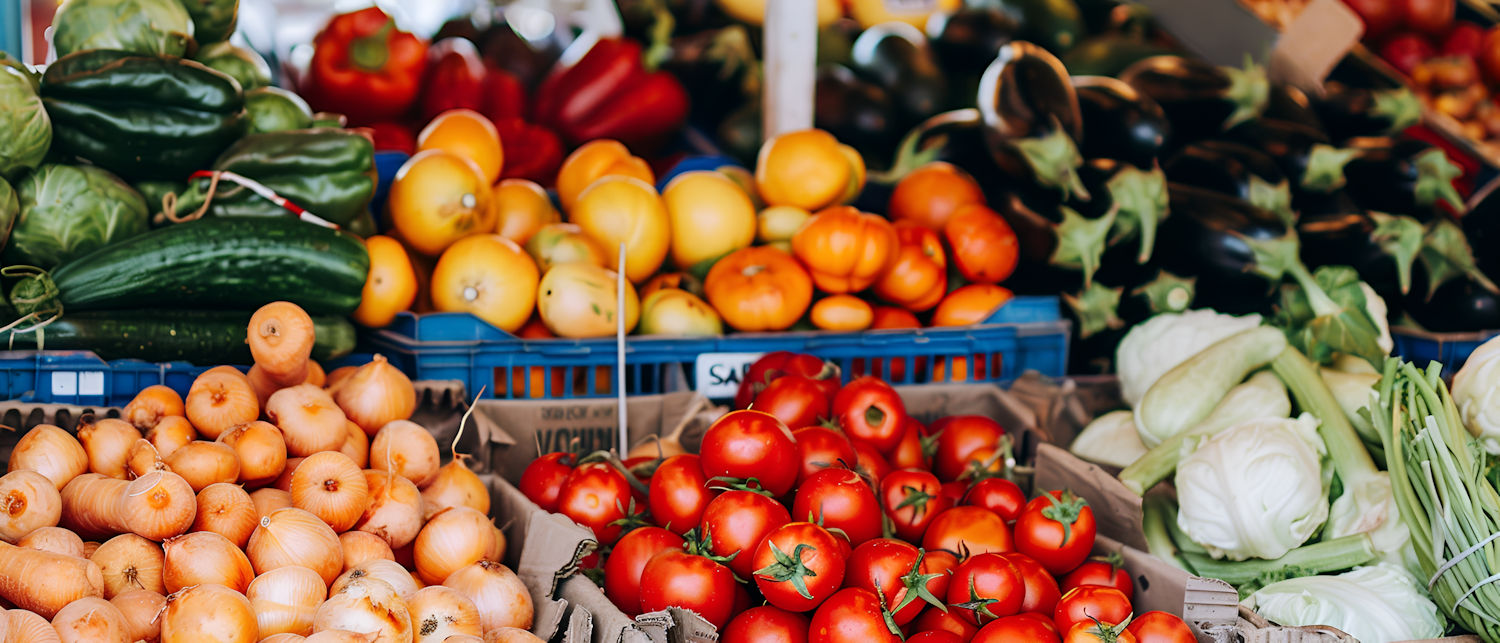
417, 109, 505, 184
640, 272, 705, 299
388, 149, 496, 256
492, 178, 560, 246
944, 204, 1020, 285
704, 246, 814, 332
755, 129, 851, 211
810, 295, 874, 331
525, 223, 608, 272
931, 284, 1014, 327
431, 235, 541, 332
570, 176, 671, 283
889, 162, 986, 230
352, 235, 419, 328
662, 171, 757, 272
517, 314, 554, 339
871, 306, 921, 329
791, 206, 899, 294
556, 140, 655, 212
874, 221, 948, 312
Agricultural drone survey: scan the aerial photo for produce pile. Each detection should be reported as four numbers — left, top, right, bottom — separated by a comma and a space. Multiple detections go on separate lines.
0, 301, 531, 643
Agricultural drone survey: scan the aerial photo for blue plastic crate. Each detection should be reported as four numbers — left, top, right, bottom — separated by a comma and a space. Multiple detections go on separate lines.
0, 352, 220, 407
1391, 327, 1500, 379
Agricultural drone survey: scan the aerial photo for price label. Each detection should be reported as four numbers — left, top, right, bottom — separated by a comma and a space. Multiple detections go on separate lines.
694, 352, 765, 399
884, 0, 938, 12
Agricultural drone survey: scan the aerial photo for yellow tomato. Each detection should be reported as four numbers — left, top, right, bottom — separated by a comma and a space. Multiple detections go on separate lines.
556, 140, 655, 212
662, 171, 757, 273
352, 235, 418, 328
492, 178, 560, 246
714, 0, 842, 26
757, 206, 812, 244
810, 294, 874, 331
388, 149, 495, 256
717, 165, 764, 210
570, 176, 671, 284
524, 223, 609, 272
537, 262, 641, 338
431, 235, 540, 332
417, 109, 505, 184
838, 144, 867, 205
756, 129, 851, 212
848, 0, 961, 29
639, 288, 723, 337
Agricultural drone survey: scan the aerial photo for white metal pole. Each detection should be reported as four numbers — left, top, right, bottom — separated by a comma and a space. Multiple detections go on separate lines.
762, 0, 817, 139
617, 242, 628, 455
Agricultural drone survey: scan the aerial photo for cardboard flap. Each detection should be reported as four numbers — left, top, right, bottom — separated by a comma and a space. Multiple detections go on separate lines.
1268, 0, 1363, 93
1008, 372, 1093, 448
561, 576, 657, 643
1135, 0, 1279, 68
895, 383, 1038, 434
563, 602, 591, 643
663, 607, 719, 643
634, 610, 674, 643
1035, 443, 1147, 552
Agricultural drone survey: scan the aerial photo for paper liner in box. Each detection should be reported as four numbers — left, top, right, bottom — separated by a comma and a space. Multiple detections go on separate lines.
560, 575, 657, 643
481, 471, 596, 642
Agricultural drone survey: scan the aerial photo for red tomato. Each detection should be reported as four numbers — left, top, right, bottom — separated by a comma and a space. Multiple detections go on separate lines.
852, 440, 893, 486
972, 613, 1060, 643
649, 455, 717, 535
620, 455, 654, 506
842, 539, 949, 625
793, 468, 883, 547
753, 522, 849, 612
639, 549, 739, 629
921, 506, 1014, 556
1444, 20, 1485, 57
1124, 611, 1196, 643
701, 490, 792, 579
809, 588, 903, 643
930, 416, 1004, 482
1380, 32, 1437, 75
722, 606, 811, 643
1340, 0, 1403, 38
602, 527, 685, 615
1483, 26, 1500, 84
880, 470, 951, 543
369, 121, 417, 155
945, 553, 1024, 626
731, 577, 752, 620
519, 451, 575, 512
756, 375, 833, 429
963, 478, 1026, 523
1065, 621, 1136, 643
700, 410, 801, 497
911, 605, 978, 642
833, 377, 909, 453
1060, 553, 1133, 601
556, 462, 635, 545
793, 426, 860, 487
1054, 587, 1132, 636
1405, 0, 1455, 35
737, 352, 839, 409
907, 632, 962, 643
1014, 490, 1096, 575
887, 417, 931, 470
940, 481, 969, 501
996, 553, 1061, 616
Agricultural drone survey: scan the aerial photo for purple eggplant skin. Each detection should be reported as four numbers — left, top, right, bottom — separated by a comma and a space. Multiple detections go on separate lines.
1164, 141, 1286, 202
1224, 118, 1356, 197
1314, 55, 1422, 142
1464, 179, 1500, 276
1265, 84, 1325, 133
1296, 189, 1407, 310
1341, 138, 1463, 220
1118, 55, 1267, 151
1404, 270, 1500, 332
977, 42, 1086, 195
1154, 184, 1286, 315
1074, 75, 1170, 169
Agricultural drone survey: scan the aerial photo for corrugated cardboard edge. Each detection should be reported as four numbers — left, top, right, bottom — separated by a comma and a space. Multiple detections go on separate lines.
1237, 605, 1481, 643
560, 576, 657, 643
1092, 534, 1239, 643
484, 472, 596, 643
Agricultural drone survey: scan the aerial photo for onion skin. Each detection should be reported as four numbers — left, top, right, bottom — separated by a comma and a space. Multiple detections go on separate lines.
163, 442, 240, 493
331, 560, 418, 601
0, 542, 104, 619
51, 596, 128, 643
161, 583, 258, 643
126, 439, 166, 480
441, 561, 533, 633
17, 527, 83, 559
162, 531, 254, 593
248, 508, 344, 587
420, 459, 489, 522
336, 356, 417, 437
9, 609, 53, 642
370, 422, 440, 489
123, 385, 186, 432
217, 421, 287, 487
251, 488, 294, 522
111, 589, 164, 643
341, 422, 370, 470
407, 586, 481, 643
185, 366, 259, 440
191, 483, 257, 549
60, 472, 196, 542
92, 534, 165, 597
355, 471, 422, 550
146, 417, 196, 459
78, 419, 143, 480
274, 458, 306, 492
413, 508, 498, 586
248, 565, 327, 638
10, 426, 88, 491
306, 632, 378, 643
82, 541, 99, 558
313, 577, 413, 643
291, 452, 368, 533
339, 531, 395, 571
0, 470, 62, 544
263, 635, 311, 643
484, 628, 546, 643
268, 385, 349, 458
249, 302, 316, 389
444, 637, 482, 643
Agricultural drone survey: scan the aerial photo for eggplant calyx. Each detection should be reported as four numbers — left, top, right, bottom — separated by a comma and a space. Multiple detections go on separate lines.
1413, 149, 1467, 214
1011, 123, 1090, 201
1417, 218, 1500, 301
1132, 271, 1197, 315
1370, 88, 1421, 134
1219, 54, 1269, 131
1063, 282, 1125, 339
1301, 145, 1358, 194
1103, 164, 1169, 263
1368, 212, 1423, 295
1051, 204, 1118, 287
871, 109, 981, 184
1240, 229, 1343, 317
1247, 175, 1295, 228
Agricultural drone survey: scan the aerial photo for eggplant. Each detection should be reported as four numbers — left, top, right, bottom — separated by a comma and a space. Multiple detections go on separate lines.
1063, 282, 1128, 375
1154, 184, 1287, 315
1297, 189, 1422, 306
1265, 85, 1324, 132
993, 0, 1088, 55
977, 42, 1087, 199
1062, 35, 1178, 78
1315, 55, 1423, 142
1463, 178, 1500, 275
1120, 270, 1196, 323
815, 64, 898, 169
1224, 119, 1357, 197
927, 8, 1020, 76
1073, 76, 1170, 170
1404, 276, 1500, 332
1341, 138, 1467, 219
1164, 141, 1292, 224
1119, 55, 1268, 149
851, 23, 951, 131
478, 17, 564, 90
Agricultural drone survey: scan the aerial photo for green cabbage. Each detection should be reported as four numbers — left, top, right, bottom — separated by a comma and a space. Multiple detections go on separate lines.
52, 0, 195, 59
4, 164, 149, 270
0, 66, 49, 182
194, 41, 270, 91
245, 87, 313, 134
1251, 564, 1443, 643
0, 177, 17, 254
179, 0, 238, 45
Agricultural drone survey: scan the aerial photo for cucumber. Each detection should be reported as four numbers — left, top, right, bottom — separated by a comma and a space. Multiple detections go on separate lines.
45, 217, 368, 315
0, 310, 357, 365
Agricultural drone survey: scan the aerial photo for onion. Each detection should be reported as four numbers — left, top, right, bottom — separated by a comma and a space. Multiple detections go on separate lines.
489, 527, 506, 564
339, 532, 395, 571
306, 361, 328, 387
126, 439, 167, 479
146, 417, 197, 459
92, 534, 165, 597
441, 561, 532, 633
111, 589, 164, 643
313, 577, 412, 643
306, 632, 377, 643
163, 441, 240, 493
185, 366, 259, 440
247, 508, 344, 586
420, 458, 489, 521
161, 583, 257, 643
78, 418, 143, 480
290, 452, 367, 533
331, 559, 418, 601
162, 531, 253, 593
264, 635, 310, 643
8, 609, 53, 643
325, 366, 358, 397
247, 565, 327, 638
355, 471, 422, 550
217, 421, 287, 486
370, 421, 440, 489
414, 508, 498, 586
82, 541, 99, 558
10, 425, 88, 490
251, 488, 294, 522
50, 596, 128, 643
445, 638, 482, 643
248, 364, 283, 409
407, 586, 481, 643
0, 470, 61, 544
275, 458, 306, 492
191, 483, 257, 549
267, 385, 349, 457
336, 356, 416, 437
123, 385, 186, 432
485, 628, 546, 643
17, 527, 83, 558
341, 422, 370, 470
59, 472, 197, 542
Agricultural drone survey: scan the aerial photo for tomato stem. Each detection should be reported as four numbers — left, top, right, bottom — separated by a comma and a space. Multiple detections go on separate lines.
1039, 490, 1088, 546
890, 549, 947, 615
751, 541, 819, 600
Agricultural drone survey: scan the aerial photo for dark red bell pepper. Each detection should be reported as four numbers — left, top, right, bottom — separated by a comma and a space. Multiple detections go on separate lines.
482, 63, 529, 123
304, 7, 427, 125
369, 121, 417, 155
496, 118, 564, 186
534, 37, 689, 152
420, 37, 487, 122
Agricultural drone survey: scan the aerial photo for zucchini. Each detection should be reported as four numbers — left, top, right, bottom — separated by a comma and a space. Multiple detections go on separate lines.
41, 217, 368, 315
0, 310, 356, 365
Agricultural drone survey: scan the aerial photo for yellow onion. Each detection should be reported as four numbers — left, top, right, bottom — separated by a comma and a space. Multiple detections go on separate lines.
60, 472, 197, 542
489, 527, 506, 564
248, 565, 327, 638
161, 583, 258, 643
146, 417, 197, 459
163, 441, 240, 493
82, 541, 99, 558
0, 469, 61, 544
217, 421, 287, 486
247, 508, 344, 586
341, 422, 370, 470
10, 425, 88, 490
78, 418, 143, 480
251, 488, 294, 522
313, 576, 412, 643
267, 385, 349, 457
446, 637, 483, 643
339, 531, 395, 571
414, 508, 498, 585
306, 631, 378, 643
331, 559, 418, 602
325, 366, 359, 398
51, 596, 128, 643
8, 609, 51, 641
485, 628, 547, 643
111, 588, 165, 643
291, 452, 368, 533
275, 458, 306, 492
441, 561, 533, 633
162, 531, 254, 593
185, 366, 260, 440
92, 533, 165, 597
335, 356, 417, 437
126, 439, 167, 479
192, 483, 257, 549
264, 635, 311, 643
122, 385, 185, 432
420, 457, 489, 521
370, 421, 440, 488
17, 526, 83, 558
355, 471, 422, 550
407, 586, 481, 643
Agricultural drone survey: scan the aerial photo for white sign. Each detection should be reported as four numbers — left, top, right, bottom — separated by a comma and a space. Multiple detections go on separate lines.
695, 352, 766, 399
50, 371, 104, 397
885, 0, 939, 11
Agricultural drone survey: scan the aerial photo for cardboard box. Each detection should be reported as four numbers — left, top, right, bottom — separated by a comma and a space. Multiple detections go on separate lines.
1235, 606, 1483, 643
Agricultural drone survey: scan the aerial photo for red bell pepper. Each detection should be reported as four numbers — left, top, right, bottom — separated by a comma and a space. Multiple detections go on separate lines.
420, 37, 487, 123
482, 63, 529, 123
495, 118, 564, 186
534, 37, 689, 152
368, 121, 417, 155
305, 7, 427, 125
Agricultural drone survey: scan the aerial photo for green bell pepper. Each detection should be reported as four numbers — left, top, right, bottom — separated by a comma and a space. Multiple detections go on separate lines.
41, 49, 247, 182
173, 128, 376, 225
180, 0, 240, 45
